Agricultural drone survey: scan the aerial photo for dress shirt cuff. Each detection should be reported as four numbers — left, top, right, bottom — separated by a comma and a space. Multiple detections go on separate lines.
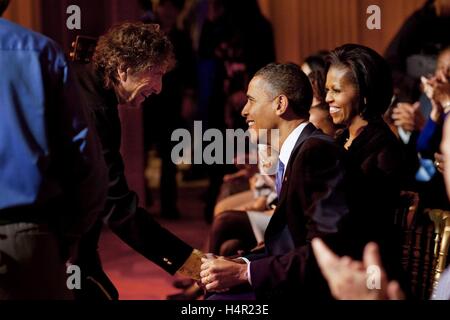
398, 126, 412, 144
239, 257, 252, 285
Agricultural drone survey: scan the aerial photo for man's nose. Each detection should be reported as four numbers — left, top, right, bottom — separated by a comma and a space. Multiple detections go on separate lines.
241, 102, 249, 117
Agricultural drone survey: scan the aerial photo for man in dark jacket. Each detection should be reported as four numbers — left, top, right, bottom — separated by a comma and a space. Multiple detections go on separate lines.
200, 63, 349, 300
72, 22, 202, 300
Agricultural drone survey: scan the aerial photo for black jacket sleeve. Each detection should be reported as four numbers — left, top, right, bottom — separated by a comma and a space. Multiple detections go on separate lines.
73, 63, 193, 274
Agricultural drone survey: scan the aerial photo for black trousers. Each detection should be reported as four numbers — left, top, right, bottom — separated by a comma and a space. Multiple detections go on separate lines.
73, 220, 119, 300
208, 210, 257, 256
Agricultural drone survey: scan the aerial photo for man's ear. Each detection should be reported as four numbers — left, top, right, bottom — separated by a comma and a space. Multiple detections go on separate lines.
274, 95, 289, 116
117, 67, 129, 83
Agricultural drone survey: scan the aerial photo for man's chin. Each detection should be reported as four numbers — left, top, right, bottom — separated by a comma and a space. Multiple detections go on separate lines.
248, 128, 259, 145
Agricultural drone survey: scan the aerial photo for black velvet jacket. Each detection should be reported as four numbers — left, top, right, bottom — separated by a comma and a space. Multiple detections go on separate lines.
72, 63, 193, 276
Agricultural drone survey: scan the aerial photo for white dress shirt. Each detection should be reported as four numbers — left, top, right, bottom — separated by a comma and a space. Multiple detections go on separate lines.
278, 122, 309, 178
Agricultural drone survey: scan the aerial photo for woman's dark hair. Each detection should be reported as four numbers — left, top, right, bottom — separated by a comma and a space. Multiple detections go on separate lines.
304, 50, 329, 74
304, 51, 329, 103
0, 0, 9, 16
255, 63, 313, 119
328, 44, 393, 121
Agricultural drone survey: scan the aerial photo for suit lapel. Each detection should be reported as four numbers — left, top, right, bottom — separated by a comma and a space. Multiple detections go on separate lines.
265, 123, 317, 236
277, 123, 316, 205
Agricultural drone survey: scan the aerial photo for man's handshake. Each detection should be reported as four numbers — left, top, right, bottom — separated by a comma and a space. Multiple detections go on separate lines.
199, 255, 249, 292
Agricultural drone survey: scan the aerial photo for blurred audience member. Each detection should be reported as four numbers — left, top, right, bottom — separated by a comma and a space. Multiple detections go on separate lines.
197, 0, 276, 223
394, 47, 450, 210
301, 51, 329, 106
141, 0, 197, 219
418, 47, 450, 158
138, 0, 156, 22
302, 51, 337, 137
385, 0, 450, 103
312, 112, 450, 300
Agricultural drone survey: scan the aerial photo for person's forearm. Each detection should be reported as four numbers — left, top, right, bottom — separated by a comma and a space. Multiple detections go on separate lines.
110, 205, 194, 274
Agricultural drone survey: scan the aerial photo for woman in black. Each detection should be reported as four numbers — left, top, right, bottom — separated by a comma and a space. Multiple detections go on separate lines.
325, 44, 407, 291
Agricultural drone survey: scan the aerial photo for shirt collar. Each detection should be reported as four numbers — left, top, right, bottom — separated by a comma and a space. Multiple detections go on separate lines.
278, 122, 309, 171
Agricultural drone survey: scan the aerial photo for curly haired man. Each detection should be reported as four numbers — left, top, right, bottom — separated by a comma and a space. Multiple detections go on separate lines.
72, 22, 203, 300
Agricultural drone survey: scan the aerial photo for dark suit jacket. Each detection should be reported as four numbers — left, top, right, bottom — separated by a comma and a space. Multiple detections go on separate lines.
249, 123, 349, 300
71, 63, 193, 275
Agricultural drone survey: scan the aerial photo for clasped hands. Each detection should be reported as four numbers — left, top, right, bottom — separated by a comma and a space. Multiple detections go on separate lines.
198, 255, 249, 293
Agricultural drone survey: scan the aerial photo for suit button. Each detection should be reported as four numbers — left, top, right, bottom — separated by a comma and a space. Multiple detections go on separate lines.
163, 258, 172, 265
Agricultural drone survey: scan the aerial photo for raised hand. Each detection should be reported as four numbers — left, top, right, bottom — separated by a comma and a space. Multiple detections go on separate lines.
311, 238, 404, 300
391, 102, 424, 132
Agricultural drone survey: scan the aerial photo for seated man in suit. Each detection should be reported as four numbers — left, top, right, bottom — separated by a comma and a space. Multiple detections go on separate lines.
200, 63, 350, 300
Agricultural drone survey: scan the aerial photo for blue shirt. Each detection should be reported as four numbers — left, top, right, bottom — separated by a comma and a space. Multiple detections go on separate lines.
0, 19, 107, 234
417, 118, 441, 158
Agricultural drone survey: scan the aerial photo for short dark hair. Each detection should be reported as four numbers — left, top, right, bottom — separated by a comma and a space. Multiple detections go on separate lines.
0, 0, 9, 16
92, 22, 174, 89
328, 44, 393, 121
255, 63, 313, 119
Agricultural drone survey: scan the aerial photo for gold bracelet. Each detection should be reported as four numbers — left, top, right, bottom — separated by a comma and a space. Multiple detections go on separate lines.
176, 249, 204, 280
